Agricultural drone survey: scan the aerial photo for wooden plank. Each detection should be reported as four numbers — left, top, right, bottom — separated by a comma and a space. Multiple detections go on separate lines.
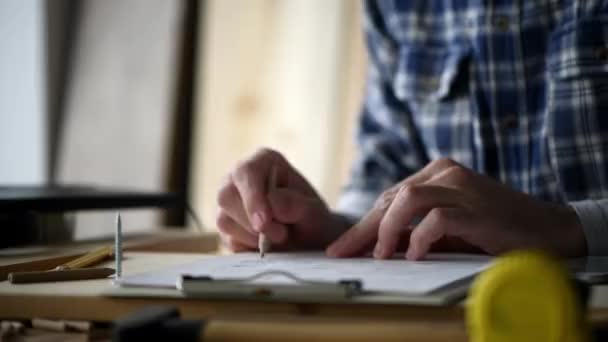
190, 0, 366, 230
125, 232, 218, 253
57, 0, 184, 238
326, 2, 367, 203
0, 254, 81, 281
204, 319, 467, 342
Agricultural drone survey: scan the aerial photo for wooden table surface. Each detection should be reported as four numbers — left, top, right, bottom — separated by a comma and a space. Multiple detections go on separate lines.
0, 250, 467, 341
2, 233, 608, 341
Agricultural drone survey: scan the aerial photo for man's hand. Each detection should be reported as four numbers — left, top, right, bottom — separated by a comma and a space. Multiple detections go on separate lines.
217, 148, 350, 251
326, 158, 587, 260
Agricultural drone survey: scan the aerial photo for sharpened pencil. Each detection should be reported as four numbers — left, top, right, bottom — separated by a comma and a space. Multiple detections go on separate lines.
259, 166, 278, 258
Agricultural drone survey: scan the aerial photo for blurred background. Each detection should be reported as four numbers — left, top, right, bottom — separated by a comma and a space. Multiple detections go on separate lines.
0, 0, 366, 241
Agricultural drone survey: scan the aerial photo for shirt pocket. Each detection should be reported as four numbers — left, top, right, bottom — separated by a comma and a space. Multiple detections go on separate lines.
392, 44, 469, 103
546, 18, 608, 200
548, 19, 608, 80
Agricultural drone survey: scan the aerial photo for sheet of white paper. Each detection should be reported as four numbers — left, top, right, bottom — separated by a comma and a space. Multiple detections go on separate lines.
119, 252, 491, 294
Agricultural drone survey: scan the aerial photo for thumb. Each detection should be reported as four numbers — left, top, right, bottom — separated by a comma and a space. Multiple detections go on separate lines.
268, 188, 320, 224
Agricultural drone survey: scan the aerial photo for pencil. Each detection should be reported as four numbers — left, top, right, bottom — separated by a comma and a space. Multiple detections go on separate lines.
258, 233, 270, 258
115, 212, 122, 279
9, 267, 116, 284
55, 246, 113, 270
259, 166, 278, 258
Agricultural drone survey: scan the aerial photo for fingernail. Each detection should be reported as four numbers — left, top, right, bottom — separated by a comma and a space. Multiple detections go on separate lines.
252, 212, 266, 232
373, 242, 384, 259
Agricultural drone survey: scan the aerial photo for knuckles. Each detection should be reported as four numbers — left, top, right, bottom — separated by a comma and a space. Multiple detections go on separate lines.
444, 165, 471, 184
217, 147, 287, 219
232, 160, 256, 183
253, 147, 280, 159
430, 157, 474, 179
231, 147, 283, 183
375, 188, 397, 210
431, 157, 459, 170
375, 160, 474, 211
397, 184, 421, 202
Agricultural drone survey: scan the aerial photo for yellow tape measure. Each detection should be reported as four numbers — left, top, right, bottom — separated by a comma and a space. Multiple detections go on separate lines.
467, 250, 590, 342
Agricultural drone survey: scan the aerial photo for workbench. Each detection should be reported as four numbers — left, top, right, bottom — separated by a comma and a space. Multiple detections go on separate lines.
2, 231, 608, 341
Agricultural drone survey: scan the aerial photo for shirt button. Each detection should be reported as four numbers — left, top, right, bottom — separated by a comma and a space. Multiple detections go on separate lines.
502, 115, 519, 130
494, 16, 510, 31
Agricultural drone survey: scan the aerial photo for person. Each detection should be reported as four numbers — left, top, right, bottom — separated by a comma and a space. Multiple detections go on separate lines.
216, 0, 608, 260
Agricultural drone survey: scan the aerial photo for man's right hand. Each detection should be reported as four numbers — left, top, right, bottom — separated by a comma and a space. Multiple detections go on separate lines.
216, 148, 350, 252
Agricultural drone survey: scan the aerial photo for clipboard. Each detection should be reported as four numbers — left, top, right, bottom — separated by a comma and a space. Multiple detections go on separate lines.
176, 270, 363, 301
108, 252, 493, 305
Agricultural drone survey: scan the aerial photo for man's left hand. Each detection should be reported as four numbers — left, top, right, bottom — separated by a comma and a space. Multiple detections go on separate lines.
326, 158, 587, 260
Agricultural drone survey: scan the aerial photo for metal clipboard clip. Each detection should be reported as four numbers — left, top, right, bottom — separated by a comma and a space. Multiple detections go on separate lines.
176, 270, 362, 301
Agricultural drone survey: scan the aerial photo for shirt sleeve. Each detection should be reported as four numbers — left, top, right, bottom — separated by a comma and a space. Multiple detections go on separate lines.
570, 199, 608, 255
335, 1, 428, 219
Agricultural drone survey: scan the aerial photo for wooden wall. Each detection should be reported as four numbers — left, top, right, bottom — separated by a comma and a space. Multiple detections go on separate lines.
57, 0, 184, 238
190, 0, 366, 230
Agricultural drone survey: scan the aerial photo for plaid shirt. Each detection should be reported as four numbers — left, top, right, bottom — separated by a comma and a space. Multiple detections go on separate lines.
337, 0, 608, 255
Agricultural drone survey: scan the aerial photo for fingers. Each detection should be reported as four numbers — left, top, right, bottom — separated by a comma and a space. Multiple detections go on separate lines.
268, 188, 336, 248
425, 164, 473, 190
406, 207, 464, 260
327, 159, 474, 260
217, 178, 287, 243
216, 211, 258, 250
374, 185, 464, 259
325, 184, 408, 258
231, 148, 283, 232
217, 211, 286, 252
329, 158, 462, 258
224, 238, 255, 252
365, 158, 459, 216
325, 160, 462, 259
217, 178, 254, 233
326, 208, 383, 258
401, 158, 461, 187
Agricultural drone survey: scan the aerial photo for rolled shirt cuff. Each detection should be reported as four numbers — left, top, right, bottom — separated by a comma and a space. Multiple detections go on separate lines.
570, 199, 608, 256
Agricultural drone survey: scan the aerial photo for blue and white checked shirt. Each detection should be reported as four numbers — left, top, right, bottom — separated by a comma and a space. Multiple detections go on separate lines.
337, 0, 608, 255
